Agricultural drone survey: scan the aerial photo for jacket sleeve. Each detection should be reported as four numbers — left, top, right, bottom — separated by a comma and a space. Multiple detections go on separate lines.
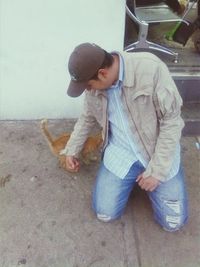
60, 94, 98, 157
142, 62, 184, 182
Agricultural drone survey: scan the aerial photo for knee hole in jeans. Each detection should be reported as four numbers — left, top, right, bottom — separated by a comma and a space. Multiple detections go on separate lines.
162, 200, 188, 231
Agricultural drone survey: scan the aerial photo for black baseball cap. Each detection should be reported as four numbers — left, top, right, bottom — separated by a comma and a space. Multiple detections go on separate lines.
67, 43, 106, 97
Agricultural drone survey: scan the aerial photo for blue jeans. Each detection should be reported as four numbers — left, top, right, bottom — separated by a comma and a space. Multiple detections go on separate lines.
92, 161, 188, 231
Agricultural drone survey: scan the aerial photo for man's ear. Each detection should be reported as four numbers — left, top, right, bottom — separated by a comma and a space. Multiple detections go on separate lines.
98, 68, 108, 80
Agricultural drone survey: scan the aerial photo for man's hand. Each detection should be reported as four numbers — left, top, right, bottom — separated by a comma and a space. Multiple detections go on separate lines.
65, 156, 80, 172
136, 173, 160, 192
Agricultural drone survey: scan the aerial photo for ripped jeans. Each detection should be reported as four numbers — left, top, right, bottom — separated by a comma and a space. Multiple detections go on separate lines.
92, 161, 188, 232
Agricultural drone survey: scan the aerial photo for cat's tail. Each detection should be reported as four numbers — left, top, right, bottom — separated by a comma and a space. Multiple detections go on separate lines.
40, 119, 54, 145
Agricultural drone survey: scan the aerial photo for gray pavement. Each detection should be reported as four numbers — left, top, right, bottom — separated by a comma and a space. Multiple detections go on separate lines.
0, 120, 200, 267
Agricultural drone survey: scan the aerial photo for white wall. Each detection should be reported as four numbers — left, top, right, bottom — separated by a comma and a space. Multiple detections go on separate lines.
0, 0, 125, 120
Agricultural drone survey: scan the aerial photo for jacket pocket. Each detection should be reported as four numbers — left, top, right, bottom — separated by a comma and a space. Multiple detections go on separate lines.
131, 86, 152, 102
131, 88, 158, 144
131, 87, 155, 117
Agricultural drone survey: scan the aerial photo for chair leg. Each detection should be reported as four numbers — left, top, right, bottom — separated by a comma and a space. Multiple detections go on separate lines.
125, 39, 178, 63
147, 41, 178, 62
125, 21, 179, 62
125, 41, 147, 51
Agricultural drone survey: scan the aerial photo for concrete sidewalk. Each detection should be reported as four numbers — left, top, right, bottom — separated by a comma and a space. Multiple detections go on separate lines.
0, 120, 199, 267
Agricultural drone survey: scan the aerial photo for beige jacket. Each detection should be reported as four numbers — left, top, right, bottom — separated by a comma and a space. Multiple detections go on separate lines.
62, 51, 184, 182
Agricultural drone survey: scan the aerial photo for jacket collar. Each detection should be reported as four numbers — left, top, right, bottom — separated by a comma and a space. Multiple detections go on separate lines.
119, 51, 135, 88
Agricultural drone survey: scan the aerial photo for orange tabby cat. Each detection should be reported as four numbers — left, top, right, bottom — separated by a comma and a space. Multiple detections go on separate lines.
40, 119, 102, 172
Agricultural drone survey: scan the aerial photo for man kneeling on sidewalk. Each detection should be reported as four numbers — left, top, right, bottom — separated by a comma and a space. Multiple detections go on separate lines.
61, 43, 188, 232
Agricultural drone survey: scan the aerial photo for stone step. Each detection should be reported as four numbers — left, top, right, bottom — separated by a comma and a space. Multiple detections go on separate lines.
182, 102, 200, 136
171, 68, 200, 103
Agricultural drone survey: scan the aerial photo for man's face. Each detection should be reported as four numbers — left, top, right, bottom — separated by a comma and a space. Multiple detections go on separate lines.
86, 68, 116, 91
86, 79, 112, 91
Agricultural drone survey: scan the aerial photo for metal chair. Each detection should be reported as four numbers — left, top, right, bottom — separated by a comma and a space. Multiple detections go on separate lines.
125, 0, 197, 62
